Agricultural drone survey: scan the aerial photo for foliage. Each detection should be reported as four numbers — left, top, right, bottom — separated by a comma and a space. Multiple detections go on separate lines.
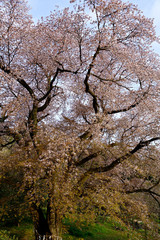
0, 223, 34, 240
0, 230, 18, 240
0, 168, 30, 227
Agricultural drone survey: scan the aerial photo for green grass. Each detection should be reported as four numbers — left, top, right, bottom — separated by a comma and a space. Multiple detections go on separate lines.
62, 219, 144, 240
1, 223, 34, 240
0, 218, 148, 240
85, 223, 128, 240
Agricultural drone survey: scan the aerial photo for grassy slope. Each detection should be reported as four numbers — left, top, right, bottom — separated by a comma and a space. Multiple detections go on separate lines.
1, 220, 146, 240
62, 219, 145, 240
1, 224, 34, 240
63, 223, 129, 240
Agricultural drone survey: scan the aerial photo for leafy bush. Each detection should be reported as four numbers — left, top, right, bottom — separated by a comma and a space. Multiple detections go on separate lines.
0, 230, 18, 240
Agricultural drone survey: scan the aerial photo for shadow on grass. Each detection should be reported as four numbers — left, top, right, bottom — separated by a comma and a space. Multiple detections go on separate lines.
63, 219, 129, 240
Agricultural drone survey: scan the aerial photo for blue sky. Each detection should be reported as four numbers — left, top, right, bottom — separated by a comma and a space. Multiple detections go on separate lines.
27, 0, 160, 54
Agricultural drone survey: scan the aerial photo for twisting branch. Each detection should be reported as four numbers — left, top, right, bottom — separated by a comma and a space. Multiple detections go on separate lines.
126, 178, 160, 206
37, 96, 52, 113
76, 140, 160, 191
0, 58, 35, 98
125, 177, 160, 195
86, 137, 160, 173
91, 72, 150, 115
76, 151, 101, 166
107, 89, 149, 115
37, 114, 50, 122
37, 67, 78, 111
107, 93, 149, 115
126, 188, 160, 198
38, 68, 60, 103
149, 178, 160, 190
84, 46, 100, 113
0, 115, 8, 123
150, 193, 160, 208
76, 138, 160, 173
126, 184, 160, 210
0, 139, 15, 148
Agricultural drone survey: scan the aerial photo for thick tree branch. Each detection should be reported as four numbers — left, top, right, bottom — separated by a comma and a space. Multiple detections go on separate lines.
76, 151, 101, 166
0, 115, 8, 123
0, 59, 35, 98
38, 67, 78, 103
91, 73, 132, 91
38, 114, 50, 122
107, 91, 149, 115
84, 46, 100, 113
38, 68, 60, 103
126, 188, 160, 198
125, 178, 160, 196
88, 137, 160, 173
150, 193, 160, 208
148, 178, 160, 190
91, 72, 150, 114
79, 130, 92, 140
37, 92, 60, 113
37, 96, 52, 113
0, 139, 15, 148
130, 138, 160, 154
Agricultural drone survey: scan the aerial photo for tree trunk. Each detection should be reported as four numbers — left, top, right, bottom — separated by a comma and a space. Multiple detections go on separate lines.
30, 203, 62, 240
47, 199, 62, 239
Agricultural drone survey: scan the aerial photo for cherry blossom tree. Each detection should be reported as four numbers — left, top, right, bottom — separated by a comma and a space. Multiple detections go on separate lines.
0, 0, 160, 239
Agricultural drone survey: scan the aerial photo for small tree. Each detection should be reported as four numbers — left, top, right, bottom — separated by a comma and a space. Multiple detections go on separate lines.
0, 0, 160, 238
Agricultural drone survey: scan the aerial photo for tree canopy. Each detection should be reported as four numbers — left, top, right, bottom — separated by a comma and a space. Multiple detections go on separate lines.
0, 0, 160, 239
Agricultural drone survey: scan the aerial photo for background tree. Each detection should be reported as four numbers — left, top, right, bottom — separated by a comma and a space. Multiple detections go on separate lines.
0, 0, 160, 239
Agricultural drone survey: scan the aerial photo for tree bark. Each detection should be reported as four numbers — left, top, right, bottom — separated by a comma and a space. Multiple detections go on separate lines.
47, 198, 62, 239
30, 203, 62, 240
30, 203, 51, 238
